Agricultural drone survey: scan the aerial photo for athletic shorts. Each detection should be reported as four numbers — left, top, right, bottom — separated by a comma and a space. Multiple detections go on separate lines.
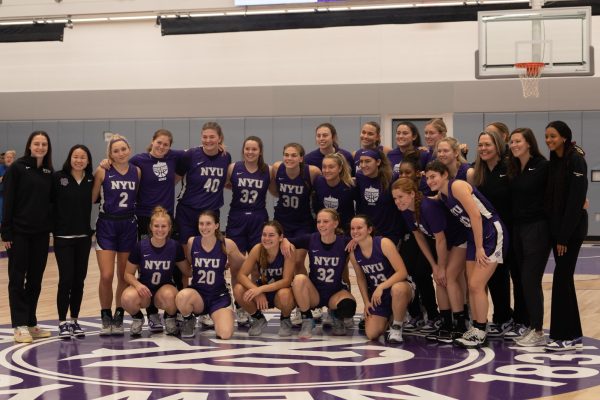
95, 216, 137, 252
226, 209, 269, 254
315, 284, 344, 309
194, 289, 231, 316
466, 220, 507, 263
280, 221, 314, 239
148, 282, 176, 297
367, 288, 393, 318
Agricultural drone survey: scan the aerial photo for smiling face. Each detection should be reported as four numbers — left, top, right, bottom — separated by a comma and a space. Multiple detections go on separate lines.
391, 188, 414, 212
425, 169, 446, 192
243, 139, 261, 164
436, 141, 456, 166
150, 134, 172, 158
29, 134, 49, 160
283, 145, 302, 169
316, 210, 339, 237
398, 161, 417, 180
509, 132, 531, 159
350, 217, 372, 242
109, 140, 131, 164
201, 128, 221, 154
359, 156, 380, 178
316, 126, 334, 151
396, 124, 414, 149
424, 124, 444, 147
150, 216, 171, 241
477, 133, 498, 163
261, 225, 282, 250
545, 126, 564, 154
198, 214, 219, 237
4, 152, 14, 166
359, 123, 380, 149
321, 157, 341, 182
70, 148, 89, 173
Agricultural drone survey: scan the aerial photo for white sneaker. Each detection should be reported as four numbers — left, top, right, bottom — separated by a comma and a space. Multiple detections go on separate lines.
386, 324, 403, 344
130, 318, 144, 336
236, 307, 250, 327
291, 308, 302, 327
453, 327, 487, 349
516, 330, 546, 347
312, 307, 323, 322
321, 310, 333, 327
199, 314, 214, 328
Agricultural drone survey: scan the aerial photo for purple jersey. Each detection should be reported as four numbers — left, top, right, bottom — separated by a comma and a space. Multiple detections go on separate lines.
189, 236, 228, 298
273, 163, 313, 227
355, 172, 407, 243
305, 147, 355, 175
256, 250, 284, 286
229, 162, 270, 212
401, 197, 467, 248
100, 164, 139, 216
129, 239, 185, 291
176, 148, 231, 211
130, 150, 184, 216
313, 175, 357, 229
301, 233, 348, 295
455, 162, 470, 181
387, 148, 430, 174
352, 236, 395, 294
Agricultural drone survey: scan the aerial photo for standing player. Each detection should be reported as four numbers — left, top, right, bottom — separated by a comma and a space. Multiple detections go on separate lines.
121, 207, 191, 336
387, 121, 428, 174
287, 209, 357, 339
352, 121, 392, 174
436, 137, 470, 180
305, 123, 355, 175
392, 177, 468, 342
270, 143, 321, 275
233, 221, 296, 337
349, 215, 414, 343
53, 145, 94, 338
313, 153, 357, 232
92, 134, 141, 336
425, 160, 507, 349
175, 122, 231, 248
176, 211, 246, 340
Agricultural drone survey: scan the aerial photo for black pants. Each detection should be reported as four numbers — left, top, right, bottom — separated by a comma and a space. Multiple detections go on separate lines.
55, 236, 92, 321
487, 260, 513, 324
8, 232, 50, 328
549, 212, 587, 340
401, 234, 439, 319
512, 219, 551, 330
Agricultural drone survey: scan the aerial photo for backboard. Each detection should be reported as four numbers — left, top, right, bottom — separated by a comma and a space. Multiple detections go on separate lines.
476, 6, 593, 78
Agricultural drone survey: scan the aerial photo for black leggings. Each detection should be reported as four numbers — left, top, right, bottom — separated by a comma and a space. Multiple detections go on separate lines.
8, 233, 50, 327
55, 236, 92, 321
400, 234, 439, 319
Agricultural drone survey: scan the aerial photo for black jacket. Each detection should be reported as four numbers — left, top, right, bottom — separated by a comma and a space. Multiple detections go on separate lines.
509, 155, 549, 225
546, 150, 588, 244
52, 170, 94, 237
1, 156, 53, 241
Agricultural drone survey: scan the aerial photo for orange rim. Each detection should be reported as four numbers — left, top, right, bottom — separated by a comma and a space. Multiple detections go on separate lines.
515, 62, 545, 76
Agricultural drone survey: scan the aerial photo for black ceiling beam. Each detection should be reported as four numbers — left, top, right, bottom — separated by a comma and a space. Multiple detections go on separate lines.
0, 23, 65, 43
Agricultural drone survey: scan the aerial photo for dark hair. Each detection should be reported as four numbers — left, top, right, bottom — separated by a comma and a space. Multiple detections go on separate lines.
486, 121, 510, 142
507, 127, 545, 178
398, 150, 421, 183
351, 214, 376, 237
283, 142, 307, 181
198, 210, 226, 253
316, 122, 340, 148
146, 129, 174, 152
62, 144, 93, 176
424, 159, 450, 177
24, 131, 53, 170
202, 122, 224, 144
258, 220, 284, 284
396, 121, 423, 148
363, 121, 382, 147
243, 136, 268, 173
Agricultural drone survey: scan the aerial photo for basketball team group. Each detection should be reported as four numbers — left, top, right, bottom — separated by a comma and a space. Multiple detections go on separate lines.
1, 118, 588, 352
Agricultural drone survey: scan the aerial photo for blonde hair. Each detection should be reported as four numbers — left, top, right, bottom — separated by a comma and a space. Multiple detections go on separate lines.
106, 134, 130, 160
323, 153, 354, 187
317, 208, 345, 236
149, 206, 173, 237
437, 137, 467, 165
425, 118, 447, 136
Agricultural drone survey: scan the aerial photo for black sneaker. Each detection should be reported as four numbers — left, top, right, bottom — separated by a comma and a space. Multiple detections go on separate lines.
58, 322, 72, 339
70, 321, 85, 337
112, 310, 124, 336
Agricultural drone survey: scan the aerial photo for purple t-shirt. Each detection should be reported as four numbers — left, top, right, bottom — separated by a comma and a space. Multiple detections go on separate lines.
176, 148, 231, 211
313, 175, 357, 229
130, 150, 185, 216
305, 147, 355, 176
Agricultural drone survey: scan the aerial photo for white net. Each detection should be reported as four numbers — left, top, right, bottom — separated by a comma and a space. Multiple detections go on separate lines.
516, 62, 544, 98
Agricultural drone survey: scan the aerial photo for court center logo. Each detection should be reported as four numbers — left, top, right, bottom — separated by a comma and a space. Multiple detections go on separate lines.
0, 317, 600, 399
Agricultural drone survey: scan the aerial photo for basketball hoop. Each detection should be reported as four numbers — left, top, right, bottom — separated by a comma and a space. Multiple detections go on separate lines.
515, 62, 545, 98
